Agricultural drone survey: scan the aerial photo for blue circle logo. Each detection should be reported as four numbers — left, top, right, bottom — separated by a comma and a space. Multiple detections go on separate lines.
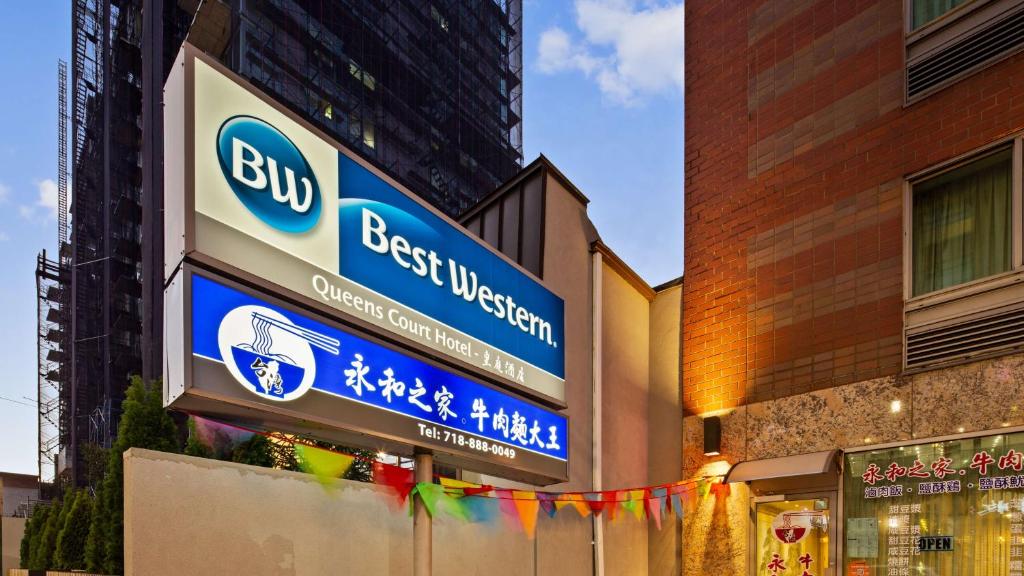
216, 116, 322, 233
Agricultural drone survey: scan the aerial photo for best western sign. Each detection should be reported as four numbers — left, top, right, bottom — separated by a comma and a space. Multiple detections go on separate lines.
163, 45, 567, 483
164, 45, 565, 404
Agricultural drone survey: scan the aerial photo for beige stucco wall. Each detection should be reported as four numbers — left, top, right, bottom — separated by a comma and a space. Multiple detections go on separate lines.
599, 260, 652, 575
648, 283, 683, 576
540, 173, 598, 493
124, 448, 600, 576
2, 516, 26, 575
682, 352, 1024, 576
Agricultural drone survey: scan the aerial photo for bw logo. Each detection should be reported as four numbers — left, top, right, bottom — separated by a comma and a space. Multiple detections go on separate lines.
216, 115, 322, 233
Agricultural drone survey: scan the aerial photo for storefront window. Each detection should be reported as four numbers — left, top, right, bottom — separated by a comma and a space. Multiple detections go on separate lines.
756, 497, 831, 575
844, 431, 1024, 576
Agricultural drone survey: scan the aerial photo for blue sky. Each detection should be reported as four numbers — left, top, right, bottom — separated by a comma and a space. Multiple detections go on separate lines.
0, 1, 683, 475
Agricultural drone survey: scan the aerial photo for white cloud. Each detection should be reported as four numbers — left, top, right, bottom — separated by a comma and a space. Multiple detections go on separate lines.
36, 179, 59, 219
536, 0, 684, 106
0, 183, 9, 204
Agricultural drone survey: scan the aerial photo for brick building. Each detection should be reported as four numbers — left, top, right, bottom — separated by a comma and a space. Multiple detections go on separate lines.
683, 1, 1024, 575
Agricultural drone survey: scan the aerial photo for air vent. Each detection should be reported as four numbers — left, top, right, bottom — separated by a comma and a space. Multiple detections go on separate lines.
907, 6, 1024, 99
906, 303, 1024, 371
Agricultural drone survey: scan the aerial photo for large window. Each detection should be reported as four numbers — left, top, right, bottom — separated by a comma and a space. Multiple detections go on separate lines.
844, 431, 1024, 576
911, 0, 973, 29
911, 147, 1013, 296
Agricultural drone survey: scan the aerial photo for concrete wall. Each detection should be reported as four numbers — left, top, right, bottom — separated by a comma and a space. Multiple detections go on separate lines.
648, 283, 683, 576
2, 516, 26, 576
124, 448, 598, 576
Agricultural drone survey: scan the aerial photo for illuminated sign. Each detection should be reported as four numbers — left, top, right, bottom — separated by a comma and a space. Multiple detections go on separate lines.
167, 48, 565, 402
338, 154, 563, 379
165, 268, 568, 483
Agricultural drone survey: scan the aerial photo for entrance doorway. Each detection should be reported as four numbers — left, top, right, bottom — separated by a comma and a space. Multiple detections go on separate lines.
753, 492, 836, 576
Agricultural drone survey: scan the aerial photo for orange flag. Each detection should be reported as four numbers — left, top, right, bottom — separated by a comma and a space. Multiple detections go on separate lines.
512, 491, 540, 539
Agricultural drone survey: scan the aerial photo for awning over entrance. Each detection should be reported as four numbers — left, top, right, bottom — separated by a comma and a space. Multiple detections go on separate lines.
724, 450, 842, 487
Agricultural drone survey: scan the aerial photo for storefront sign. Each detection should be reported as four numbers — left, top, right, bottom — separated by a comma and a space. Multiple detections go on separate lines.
916, 536, 952, 552
165, 46, 565, 403
844, 430, 1024, 576
164, 268, 569, 484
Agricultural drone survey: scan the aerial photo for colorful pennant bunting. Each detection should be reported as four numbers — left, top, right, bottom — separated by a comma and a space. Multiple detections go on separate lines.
184, 414, 727, 539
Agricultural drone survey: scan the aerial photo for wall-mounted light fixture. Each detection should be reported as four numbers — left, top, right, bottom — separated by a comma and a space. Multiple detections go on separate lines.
703, 416, 721, 456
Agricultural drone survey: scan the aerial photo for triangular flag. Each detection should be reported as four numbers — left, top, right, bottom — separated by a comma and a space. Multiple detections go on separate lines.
373, 461, 415, 505
647, 495, 663, 530
462, 496, 500, 524
495, 489, 521, 528
439, 491, 471, 522
671, 493, 684, 518
697, 478, 710, 498
537, 493, 558, 518
628, 490, 646, 521
584, 492, 605, 515
711, 481, 731, 498
192, 416, 255, 460
440, 477, 480, 493
412, 482, 445, 517
512, 491, 540, 539
605, 492, 620, 522
651, 487, 668, 514
294, 444, 354, 487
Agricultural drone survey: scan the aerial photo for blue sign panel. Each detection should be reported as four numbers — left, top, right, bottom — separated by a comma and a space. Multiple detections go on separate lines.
337, 154, 565, 379
191, 274, 568, 463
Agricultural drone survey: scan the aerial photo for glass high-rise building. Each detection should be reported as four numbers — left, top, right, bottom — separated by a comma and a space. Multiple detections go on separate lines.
61, 0, 522, 486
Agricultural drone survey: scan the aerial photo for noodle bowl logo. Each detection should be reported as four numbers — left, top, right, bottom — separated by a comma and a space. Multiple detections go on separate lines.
217, 305, 339, 402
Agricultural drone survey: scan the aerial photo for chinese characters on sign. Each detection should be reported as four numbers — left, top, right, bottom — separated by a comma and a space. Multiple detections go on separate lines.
845, 432, 1024, 576
189, 273, 569, 477
860, 449, 1024, 499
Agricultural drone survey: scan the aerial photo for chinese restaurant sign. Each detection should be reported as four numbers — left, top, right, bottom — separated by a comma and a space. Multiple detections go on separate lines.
166, 47, 565, 403
844, 430, 1024, 576
167, 270, 568, 483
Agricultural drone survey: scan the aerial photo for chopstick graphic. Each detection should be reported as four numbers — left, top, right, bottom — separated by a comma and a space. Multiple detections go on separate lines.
251, 312, 341, 355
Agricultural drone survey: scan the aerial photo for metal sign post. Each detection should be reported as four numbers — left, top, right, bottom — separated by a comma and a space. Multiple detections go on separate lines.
414, 451, 433, 576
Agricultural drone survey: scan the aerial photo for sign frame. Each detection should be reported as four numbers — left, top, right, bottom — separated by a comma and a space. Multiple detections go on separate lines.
163, 42, 566, 408
165, 264, 570, 485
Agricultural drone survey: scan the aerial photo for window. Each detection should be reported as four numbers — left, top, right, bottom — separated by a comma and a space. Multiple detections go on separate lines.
911, 0, 971, 29
362, 118, 375, 149
904, 0, 1024, 103
911, 147, 1012, 296
844, 432, 1024, 576
904, 138, 1024, 372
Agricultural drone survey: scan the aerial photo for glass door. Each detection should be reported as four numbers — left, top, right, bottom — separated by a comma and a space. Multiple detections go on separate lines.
754, 493, 836, 576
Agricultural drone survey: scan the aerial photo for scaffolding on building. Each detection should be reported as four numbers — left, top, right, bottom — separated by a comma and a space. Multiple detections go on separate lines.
34, 60, 72, 491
